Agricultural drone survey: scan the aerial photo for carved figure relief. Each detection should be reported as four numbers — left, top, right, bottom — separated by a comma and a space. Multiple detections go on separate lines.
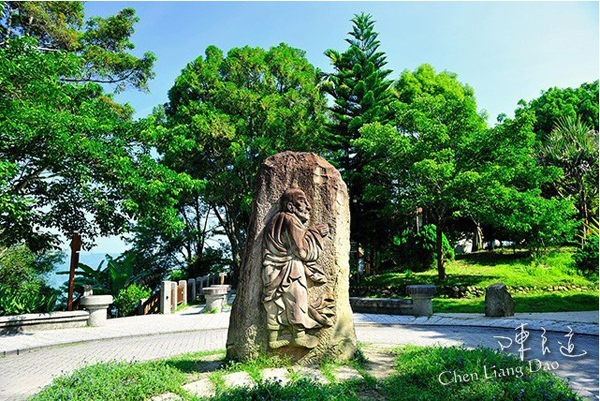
262, 187, 334, 349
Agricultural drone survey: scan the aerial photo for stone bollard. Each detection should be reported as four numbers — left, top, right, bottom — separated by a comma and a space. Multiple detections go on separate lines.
210, 284, 231, 305
160, 280, 172, 314
80, 295, 113, 326
202, 286, 228, 313
188, 278, 196, 303
170, 281, 178, 311
178, 280, 188, 305
485, 283, 514, 317
406, 285, 436, 316
196, 277, 202, 298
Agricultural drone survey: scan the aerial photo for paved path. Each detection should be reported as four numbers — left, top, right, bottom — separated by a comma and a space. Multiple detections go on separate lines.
2, 310, 597, 356
0, 322, 597, 400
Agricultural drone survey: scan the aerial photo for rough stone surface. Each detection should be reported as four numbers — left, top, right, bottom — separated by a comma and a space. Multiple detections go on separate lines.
485, 283, 515, 317
261, 368, 290, 385
292, 366, 329, 384
226, 152, 357, 364
182, 376, 215, 398
363, 348, 397, 379
333, 366, 363, 381
223, 371, 255, 388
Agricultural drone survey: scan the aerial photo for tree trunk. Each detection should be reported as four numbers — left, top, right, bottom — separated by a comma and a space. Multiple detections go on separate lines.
436, 222, 446, 280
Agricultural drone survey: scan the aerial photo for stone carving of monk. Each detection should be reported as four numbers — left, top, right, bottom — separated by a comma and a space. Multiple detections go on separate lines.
262, 187, 331, 349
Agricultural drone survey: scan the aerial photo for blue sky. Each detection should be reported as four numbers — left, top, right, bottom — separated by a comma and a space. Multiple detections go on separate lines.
80, 1, 599, 254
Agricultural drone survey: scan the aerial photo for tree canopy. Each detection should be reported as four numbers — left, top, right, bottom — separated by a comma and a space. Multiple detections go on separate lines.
0, 2, 189, 251
149, 43, 328, 272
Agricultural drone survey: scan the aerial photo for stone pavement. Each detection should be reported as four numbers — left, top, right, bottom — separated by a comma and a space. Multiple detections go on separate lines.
150, 348, 394, 401
353, 310, 599, 336
1, 310, 596, 356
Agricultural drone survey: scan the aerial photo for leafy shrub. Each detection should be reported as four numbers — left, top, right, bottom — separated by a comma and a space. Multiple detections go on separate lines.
0, 244, 62, 316
394, 224, 455, 271
573, 235, 599, 274
169, 269, 187, 282
0, 283, 59, 316
113, 284, 152, 317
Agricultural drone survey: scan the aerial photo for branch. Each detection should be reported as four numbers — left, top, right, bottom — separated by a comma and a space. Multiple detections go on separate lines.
61, 69, 136, 85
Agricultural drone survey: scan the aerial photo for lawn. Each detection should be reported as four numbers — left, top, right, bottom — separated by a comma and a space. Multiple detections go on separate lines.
433, 291, 599, 313
32, 346, 583, 400
359, 248, 599, 313
362, 248, 596, 289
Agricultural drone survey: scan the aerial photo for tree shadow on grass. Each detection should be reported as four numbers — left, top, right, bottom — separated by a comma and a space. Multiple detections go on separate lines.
455, 250, 531, 266
369, 273, 499, 289
163, 353, 227, 374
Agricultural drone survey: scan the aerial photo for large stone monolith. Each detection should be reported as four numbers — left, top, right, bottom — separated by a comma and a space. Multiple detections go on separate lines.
226, 152, 357, 364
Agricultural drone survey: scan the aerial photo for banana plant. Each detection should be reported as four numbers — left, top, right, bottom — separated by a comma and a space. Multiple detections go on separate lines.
58, 251, 148, 297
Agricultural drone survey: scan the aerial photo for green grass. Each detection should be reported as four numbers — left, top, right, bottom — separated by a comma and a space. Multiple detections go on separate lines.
433, 291, 599, 313
363, 248, 597, 289
32, 350, 225, 401
33, 345, 582, 400
360, 248, 598, 313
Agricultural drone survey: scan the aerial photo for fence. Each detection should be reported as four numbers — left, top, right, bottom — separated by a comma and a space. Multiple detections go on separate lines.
158, 272, 231, 315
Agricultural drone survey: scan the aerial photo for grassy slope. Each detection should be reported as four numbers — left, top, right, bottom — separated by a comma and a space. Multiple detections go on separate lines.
363, 248, 596, 289
362, 248, 599, 313
33, 346, 583, 401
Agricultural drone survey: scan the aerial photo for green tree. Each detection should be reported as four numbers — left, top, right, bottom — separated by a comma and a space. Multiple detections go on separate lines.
1, 2, 155, 91
0, 3, 190, 251
515, 80, 599, 141
322, 12, 397, 267
151, 44, 327, 272
540, 116, 599, 241
355, 65, 573, 277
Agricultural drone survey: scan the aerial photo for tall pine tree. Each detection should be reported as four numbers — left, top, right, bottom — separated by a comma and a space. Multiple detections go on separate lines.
322, 13, 396, 269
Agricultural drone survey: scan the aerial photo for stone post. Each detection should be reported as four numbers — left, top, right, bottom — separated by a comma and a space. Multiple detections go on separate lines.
178, 280, 188, 305
219, 272, 225, 285
188, 278, 196, 303
160, 280, 172, 314
406, 285, 436, 316
80, 295, 113, 326
196, 277, 202, 298
485, 283, 514, 317
170, 281, 178, 311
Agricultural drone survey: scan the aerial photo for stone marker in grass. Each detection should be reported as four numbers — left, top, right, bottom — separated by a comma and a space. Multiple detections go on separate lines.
226, 152, 357, 364
485, 283, 515, 317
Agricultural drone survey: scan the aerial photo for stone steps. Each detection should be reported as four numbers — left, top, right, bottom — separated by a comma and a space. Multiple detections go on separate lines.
148, 350, 396, 400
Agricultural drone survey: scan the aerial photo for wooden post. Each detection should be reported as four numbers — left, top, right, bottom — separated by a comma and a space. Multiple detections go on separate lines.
67, 231, 82, 311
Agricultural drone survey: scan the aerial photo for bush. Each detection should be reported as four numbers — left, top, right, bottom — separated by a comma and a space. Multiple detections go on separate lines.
573, 235, 599, 274
169, 269, 187, 282
0, 244, 63, 316
394, 224, 455, 271
0, 283, 59, 316
113, 284, 152, 317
